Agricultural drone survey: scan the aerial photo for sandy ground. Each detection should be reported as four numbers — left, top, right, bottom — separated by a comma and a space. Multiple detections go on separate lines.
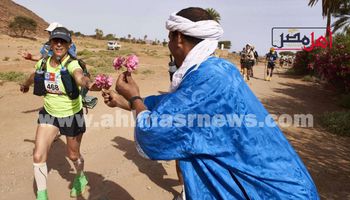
0, 35, 349, 200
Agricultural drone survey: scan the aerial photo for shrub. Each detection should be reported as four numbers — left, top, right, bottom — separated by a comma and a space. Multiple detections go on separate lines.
77, 49, 93, 57
0, 71, 26, 82
279, 51, 295, 56
74, 32, 85, 37
338, 93, 350, 109
302, 75, 315, 82
292, 47, 322, 75
140, 69, 155, 75
320, 111, 350, 136
292, 33, 350, 92
8, 16, 37, 37
95, 29, 103, 39
3, 57, 10, 61
142, 49, 158, 57
104, 34, 116, 40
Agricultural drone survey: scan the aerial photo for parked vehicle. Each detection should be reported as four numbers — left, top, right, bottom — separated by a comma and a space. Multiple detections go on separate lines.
107, 41, 121, 50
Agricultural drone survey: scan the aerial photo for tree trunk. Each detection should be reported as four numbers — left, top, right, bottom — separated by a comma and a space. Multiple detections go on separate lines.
20, 29, 25, 37
326, 8, 331, 37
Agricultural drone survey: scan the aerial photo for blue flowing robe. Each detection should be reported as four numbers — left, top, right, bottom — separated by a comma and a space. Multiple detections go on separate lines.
135, 57, 319, 200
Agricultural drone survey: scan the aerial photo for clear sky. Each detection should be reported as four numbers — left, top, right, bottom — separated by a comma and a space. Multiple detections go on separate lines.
13, 0, 326, 54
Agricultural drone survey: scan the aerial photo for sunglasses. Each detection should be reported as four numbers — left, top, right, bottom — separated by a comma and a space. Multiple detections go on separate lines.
51, 38, 69, 44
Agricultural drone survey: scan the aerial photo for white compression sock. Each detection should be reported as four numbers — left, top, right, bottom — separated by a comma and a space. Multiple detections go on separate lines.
73, 156, 84, 176
33, 163, 48, 191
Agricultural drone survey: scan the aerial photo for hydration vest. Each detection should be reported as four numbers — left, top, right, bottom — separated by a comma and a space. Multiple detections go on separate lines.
33, 56, 97, 112
33, 56, 88, 99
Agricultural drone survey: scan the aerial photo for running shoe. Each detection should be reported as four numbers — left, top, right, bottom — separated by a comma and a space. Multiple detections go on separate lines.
70, 174, 88, 197
36, 189, 48, 200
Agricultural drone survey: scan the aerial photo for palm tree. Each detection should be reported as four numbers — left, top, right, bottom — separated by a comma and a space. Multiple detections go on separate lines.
332, 1, 350, 33
95, 28, 103, 39
144, 34, 147, 41
206, 8, 221, 23
308, 0, 342, 36
127, 34, 131, 43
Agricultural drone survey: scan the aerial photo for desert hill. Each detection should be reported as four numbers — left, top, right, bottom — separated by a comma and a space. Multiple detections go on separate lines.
0, 0, 48, 37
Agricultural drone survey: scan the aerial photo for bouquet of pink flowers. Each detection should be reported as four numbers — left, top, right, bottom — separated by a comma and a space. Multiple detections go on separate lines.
94, 74, 113, 89
113, 54, 139, 72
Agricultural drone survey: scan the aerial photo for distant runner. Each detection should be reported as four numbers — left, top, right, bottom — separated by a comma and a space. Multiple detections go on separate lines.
251, 45, 258, 77
265, 47, 278, 81
241, 44, 254, 81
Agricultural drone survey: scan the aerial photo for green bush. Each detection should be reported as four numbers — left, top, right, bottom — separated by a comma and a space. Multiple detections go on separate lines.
104, 34, 116, 40
8, 16, 37, 37
140, 69, 155, 75
0, 71, 27, 82
88, 68, 98, 78
74, 32, 85, 37
338, 93, 350, 109
95, 28, 103, 40
320, 111, 350, 136
3, 57, 10, 61
292, 33, 350, 92
279, 51, 295, 56
292, 48, 322, 75
302, 75, 315, 82
77, 49, 93, 57
116, 48, 133, 56
142, 49, 158, 57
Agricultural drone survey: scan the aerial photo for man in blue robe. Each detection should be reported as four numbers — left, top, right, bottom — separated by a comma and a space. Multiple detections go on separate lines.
103, 7, 319, 200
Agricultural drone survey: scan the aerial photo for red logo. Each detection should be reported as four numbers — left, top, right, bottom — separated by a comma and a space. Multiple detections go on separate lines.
48, 73, 56, 81
271, 27, 332, 51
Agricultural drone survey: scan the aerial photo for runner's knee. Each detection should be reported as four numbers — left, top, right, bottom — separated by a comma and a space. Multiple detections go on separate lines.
33, 150, 46, 163
67, 150, 80, 161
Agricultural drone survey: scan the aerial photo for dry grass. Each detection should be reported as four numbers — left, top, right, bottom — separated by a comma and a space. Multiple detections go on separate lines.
0, 71, 27, 82
73, 38, 171, 78
140, 69, 155, 75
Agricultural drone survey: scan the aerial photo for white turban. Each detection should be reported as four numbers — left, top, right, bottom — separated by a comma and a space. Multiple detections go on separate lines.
166, 13, 224, 92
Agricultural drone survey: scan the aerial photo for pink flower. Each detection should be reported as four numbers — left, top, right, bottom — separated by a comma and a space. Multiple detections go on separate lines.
95, 74, 113, 89
105, 76, 113, 89
113, 56, 125, 70
125, 54, 139, 72
113, 54, 139, 72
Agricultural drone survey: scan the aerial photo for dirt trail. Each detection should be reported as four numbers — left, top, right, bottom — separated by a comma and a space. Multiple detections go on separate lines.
247, 64, 350, 200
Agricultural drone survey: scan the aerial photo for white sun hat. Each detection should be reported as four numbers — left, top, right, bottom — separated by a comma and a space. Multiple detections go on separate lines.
45, 22, 63, 32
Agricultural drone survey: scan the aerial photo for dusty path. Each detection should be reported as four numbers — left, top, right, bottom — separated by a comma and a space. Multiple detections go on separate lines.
246, 63, 350, 200
0, 48, 349, 199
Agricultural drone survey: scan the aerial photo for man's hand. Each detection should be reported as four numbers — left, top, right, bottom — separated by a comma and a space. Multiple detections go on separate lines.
102, 89, 131, 110
115, 72, 140, 100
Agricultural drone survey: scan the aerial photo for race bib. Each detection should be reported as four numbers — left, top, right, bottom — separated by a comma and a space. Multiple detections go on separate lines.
44, 72, 63, 94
